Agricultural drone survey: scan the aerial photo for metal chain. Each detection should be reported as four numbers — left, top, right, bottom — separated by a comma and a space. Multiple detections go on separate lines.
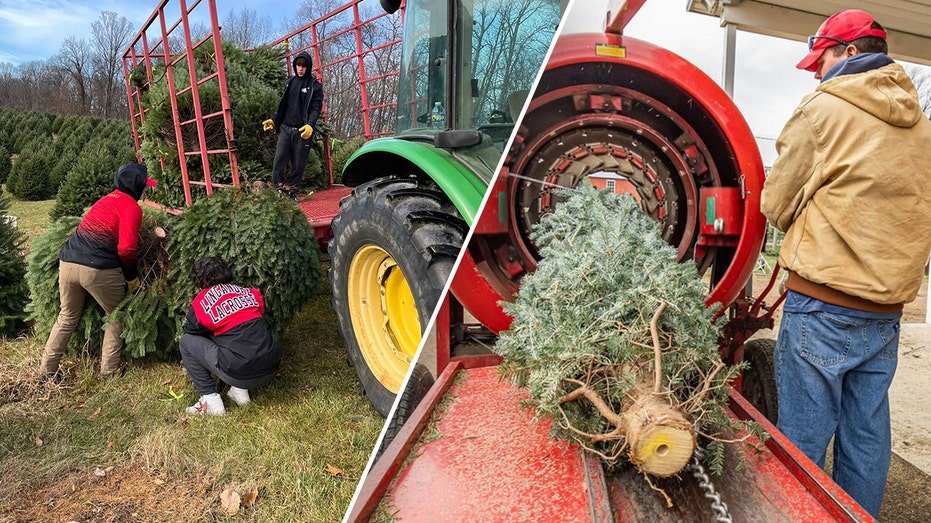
688, 447, 733, 523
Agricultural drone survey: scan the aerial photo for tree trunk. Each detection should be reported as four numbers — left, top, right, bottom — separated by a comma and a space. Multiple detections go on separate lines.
621, 386, 695, 477
561, 377, 695, 478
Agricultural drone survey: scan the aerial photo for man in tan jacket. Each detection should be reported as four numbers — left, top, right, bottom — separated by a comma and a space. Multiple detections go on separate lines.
761, 9, 931, 517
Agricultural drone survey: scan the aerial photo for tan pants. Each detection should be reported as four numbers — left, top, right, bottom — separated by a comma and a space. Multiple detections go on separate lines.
40, 261, 126, 376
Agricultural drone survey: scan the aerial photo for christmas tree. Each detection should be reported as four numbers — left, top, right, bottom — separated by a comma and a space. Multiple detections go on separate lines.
496, 185, 764, 478
27, 190, 319, 360
0, 193, 28, 337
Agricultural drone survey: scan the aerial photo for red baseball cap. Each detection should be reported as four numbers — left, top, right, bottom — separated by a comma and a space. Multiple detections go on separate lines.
797, 10, 887, 72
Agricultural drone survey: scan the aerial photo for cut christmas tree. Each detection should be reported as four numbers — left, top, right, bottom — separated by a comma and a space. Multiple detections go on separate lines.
496, 185, 765, 481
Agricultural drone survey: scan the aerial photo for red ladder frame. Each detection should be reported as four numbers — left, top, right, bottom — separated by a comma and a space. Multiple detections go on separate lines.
123, 0, 239, 207
267, 1, 406, 186
123, 0, 406, 206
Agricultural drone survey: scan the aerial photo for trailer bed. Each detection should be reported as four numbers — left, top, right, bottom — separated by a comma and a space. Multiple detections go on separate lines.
297, 185, 352, 248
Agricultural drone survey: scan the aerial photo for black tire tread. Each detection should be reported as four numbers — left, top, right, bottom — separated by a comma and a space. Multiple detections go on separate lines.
329, 176, 465, 416
743, 338, 778, 424
374, 363, 435, 462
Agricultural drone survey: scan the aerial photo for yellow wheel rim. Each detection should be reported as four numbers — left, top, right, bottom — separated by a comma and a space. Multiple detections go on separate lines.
348, 244, 421, 393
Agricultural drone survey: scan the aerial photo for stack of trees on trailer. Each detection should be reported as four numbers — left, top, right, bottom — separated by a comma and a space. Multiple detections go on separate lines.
130, 41, 295, 208
132, 35, 375, 209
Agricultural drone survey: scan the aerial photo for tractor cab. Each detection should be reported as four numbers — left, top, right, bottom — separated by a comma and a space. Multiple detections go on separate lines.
392, 0, 562, 167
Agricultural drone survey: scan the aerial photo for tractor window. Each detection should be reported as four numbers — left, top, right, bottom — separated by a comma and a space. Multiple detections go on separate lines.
396, 0, 449, 133
457, 0, 560, 148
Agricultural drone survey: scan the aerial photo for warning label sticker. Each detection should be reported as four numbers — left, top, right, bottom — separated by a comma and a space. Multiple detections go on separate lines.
595, 44, 627, 58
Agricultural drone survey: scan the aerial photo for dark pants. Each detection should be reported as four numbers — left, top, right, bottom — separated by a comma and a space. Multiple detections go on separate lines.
271, 126, 312, 193
179, 333, 276, 394
179, 333, 222, 395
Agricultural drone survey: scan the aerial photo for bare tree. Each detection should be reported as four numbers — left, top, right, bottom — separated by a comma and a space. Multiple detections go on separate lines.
292, 0, 347, 40
56, 37, 93, 114
223, 7, 274, 48
16, 61, 52, 111
91, 11, 134, 117
0, 62, 15, 107
470, 0, 557, 125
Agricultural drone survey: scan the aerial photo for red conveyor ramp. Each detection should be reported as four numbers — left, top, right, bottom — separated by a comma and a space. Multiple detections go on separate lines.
354, 365, 872, 522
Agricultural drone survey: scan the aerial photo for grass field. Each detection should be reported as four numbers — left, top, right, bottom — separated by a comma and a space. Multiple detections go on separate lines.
0, 197, 383, 522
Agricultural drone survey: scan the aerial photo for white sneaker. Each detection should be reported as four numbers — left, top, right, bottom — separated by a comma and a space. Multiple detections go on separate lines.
226, 386, 251, 406
186, 393, 226, 416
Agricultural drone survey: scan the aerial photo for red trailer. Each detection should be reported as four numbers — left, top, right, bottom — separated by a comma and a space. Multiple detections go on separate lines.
349, 2, 872, 520
121, 0, 403, 248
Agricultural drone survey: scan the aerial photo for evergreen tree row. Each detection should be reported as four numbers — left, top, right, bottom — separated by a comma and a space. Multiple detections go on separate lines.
0, 193, 28, 337
0, 107, 135, 205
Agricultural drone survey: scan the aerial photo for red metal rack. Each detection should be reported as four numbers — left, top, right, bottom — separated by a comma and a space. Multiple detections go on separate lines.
268, 0, 405, 146
123, 0, 239, 207
123, 0, 406, 211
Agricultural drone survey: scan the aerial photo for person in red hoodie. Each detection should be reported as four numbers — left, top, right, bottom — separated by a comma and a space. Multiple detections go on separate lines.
181, 257, 281, 416
39, 163, 156, 383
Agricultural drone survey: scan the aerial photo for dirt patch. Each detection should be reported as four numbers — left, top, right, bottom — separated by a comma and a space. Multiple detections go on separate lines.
902, 279, 928, 324
0, 466, 214, 523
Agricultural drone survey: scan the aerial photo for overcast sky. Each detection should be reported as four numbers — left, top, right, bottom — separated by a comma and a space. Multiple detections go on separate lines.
0, 0, 295, 65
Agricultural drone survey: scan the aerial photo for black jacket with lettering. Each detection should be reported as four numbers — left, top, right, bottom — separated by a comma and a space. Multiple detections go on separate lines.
184, 283, 280, 385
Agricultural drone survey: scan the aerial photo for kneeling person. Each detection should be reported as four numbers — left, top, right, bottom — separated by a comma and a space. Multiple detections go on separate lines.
181, 257, 281, 415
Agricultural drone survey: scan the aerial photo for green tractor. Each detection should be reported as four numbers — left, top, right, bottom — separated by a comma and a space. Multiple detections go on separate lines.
330, 0, 563, 416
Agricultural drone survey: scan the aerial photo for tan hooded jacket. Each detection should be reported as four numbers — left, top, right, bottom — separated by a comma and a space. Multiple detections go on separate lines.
762, 63, 931, 308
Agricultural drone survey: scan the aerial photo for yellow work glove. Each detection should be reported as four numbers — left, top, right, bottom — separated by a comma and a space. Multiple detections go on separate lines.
299, 124, 313, 140
262, 119, 274, 132
127, 278, 141, 293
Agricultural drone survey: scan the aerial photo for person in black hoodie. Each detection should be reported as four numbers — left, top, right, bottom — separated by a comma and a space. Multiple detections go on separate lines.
180, 257, 281, 416
39, 163, 156, 382
262, 51, 324, 200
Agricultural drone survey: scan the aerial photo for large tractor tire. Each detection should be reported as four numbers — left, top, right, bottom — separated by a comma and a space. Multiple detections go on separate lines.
742, 338, 778, 424
330, 176, 465, 416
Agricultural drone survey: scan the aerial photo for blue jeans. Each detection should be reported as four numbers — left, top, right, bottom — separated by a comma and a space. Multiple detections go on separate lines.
775, 292, 901, 518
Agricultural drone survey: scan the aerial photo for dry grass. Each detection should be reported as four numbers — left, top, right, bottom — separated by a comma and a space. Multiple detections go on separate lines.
0, 274, 382, 522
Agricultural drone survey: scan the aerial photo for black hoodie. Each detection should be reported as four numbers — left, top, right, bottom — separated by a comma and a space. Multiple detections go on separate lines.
272, 51, 324, 133
59, 164, 147, 279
